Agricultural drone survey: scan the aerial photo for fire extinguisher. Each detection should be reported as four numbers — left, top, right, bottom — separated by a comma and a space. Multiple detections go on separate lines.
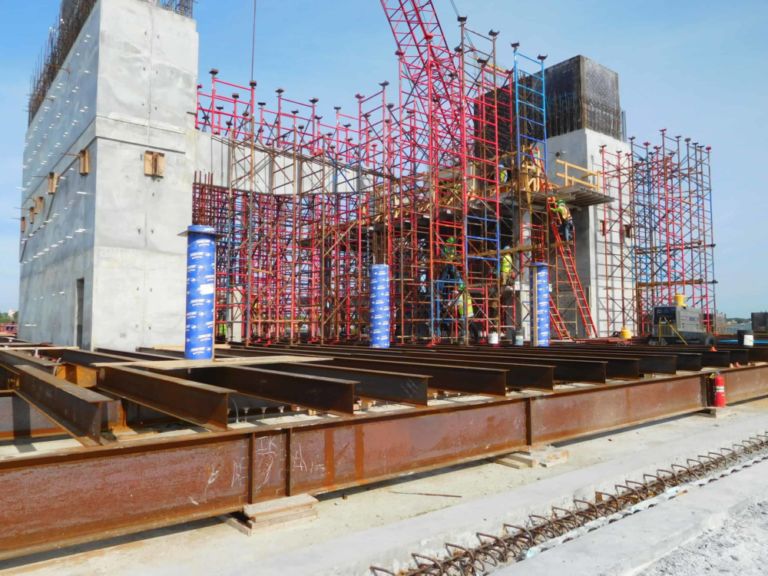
711, 372, 726, 408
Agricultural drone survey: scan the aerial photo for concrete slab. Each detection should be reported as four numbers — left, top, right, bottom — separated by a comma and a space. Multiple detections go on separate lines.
496, 457, 768, 575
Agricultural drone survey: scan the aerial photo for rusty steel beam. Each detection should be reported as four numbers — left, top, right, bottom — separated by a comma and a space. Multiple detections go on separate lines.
0, 349, 60, 391
97, 347, 175, 360
560, 347, 703, 372
555, 344, 733, 368
408, 350, 623, 380
251, 344, 611, 381
1, 365, 767, 560
182, 366, 358, 415
13, 365, 118, 446
665, 349, 730, 367
56, 348, 147, 366
145, 342, 525, 394
548, 345, 705, 372
264, 363, 430, 406
738, 347, 768, 363
224, 345, 569, 388
720, 349, 750, 365
326, 357, 527, 392
721, 366, 768, 403
442, 354, 611, 382
636, 346, 748, 366
282, 342, 698, 374
216, 348, 512, 395
478, 347, 673, 375
97, 366, 233, 431
528, 375, 707, 445
313, 347, 608, 383
406, 342, 684, 372
0, 434, 252, 561
0, 393, 64, 440
389, 344, 667, 376
707, 345, 768, 364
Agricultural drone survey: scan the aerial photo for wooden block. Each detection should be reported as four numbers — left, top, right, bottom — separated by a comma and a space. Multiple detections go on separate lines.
143, 151, 155, 175
227, 494, 318, 535
242, 493, 318, 518
496, 452, 538, 469
495, 447, 569, 469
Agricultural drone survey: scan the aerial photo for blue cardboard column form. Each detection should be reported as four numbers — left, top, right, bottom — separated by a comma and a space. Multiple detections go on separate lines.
370, 264, 390, 348
530, 262, 550, 347
184, 225, 217, 360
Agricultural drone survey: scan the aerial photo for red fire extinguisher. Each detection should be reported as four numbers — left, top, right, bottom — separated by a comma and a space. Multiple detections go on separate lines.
712, 373, 726, 408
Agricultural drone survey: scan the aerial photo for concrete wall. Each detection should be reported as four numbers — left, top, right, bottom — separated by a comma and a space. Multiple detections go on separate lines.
19, 0, 198, 350
194, 133, 368, 196
18, 1, 101, 345
546, 128, 632, 336
90, 0, 198, 351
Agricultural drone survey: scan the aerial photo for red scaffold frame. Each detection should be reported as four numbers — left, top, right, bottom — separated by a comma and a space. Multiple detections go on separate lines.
191, 2, 630, 345
598, 131, 716, 336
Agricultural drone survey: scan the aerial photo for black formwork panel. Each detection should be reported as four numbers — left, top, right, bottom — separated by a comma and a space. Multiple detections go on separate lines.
545, 55, 622, 140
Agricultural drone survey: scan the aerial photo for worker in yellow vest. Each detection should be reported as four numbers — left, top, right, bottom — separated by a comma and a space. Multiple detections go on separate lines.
456, 281, 479, 342
216, 319, 227, 342
439, 235, 461, 284
554, 199, 574, 243
458, 284, 474, 319
499, 162, 512, 187
501, 248, 514, 286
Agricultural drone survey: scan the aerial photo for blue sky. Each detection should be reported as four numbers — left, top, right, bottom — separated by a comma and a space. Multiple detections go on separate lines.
1, 0, 766, 317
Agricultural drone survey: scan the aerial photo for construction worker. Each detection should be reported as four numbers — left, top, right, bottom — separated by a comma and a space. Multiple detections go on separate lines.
456, 282, 474, 318
498, 162, 512, 187
456, 281, 479, 342
443, 235, 458, 260
216, 320, 227, 343
519, 146, 542, 207
554, 199, 574, 243
500, 246, 514, 286
440, 236, 460, 283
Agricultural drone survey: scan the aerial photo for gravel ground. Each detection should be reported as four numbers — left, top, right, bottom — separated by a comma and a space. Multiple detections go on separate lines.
640, 500, 768, 576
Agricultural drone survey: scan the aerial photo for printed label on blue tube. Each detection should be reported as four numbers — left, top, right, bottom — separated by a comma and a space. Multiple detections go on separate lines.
370, 264, 390, 348
185, 225, 217, 360
531, 263, 550, 347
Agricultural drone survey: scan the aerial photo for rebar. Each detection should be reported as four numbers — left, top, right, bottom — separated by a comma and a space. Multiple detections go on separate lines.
29, 0, 194, 124
370, 432, 768, 575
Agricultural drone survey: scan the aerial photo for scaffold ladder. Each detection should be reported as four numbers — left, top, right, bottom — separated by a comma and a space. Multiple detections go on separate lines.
547, 201, 598, 338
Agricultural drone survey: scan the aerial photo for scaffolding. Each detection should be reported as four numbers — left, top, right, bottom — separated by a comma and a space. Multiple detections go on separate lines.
598, 146, 635, 336
192, 2, 601, 345
193, 74, 393, 343
597, 131, 716, 337
631, 131, 716, 334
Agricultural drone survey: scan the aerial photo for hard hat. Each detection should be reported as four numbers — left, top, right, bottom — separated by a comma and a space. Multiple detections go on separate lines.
446, 236, 456, 243
557, 199, 566, 206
